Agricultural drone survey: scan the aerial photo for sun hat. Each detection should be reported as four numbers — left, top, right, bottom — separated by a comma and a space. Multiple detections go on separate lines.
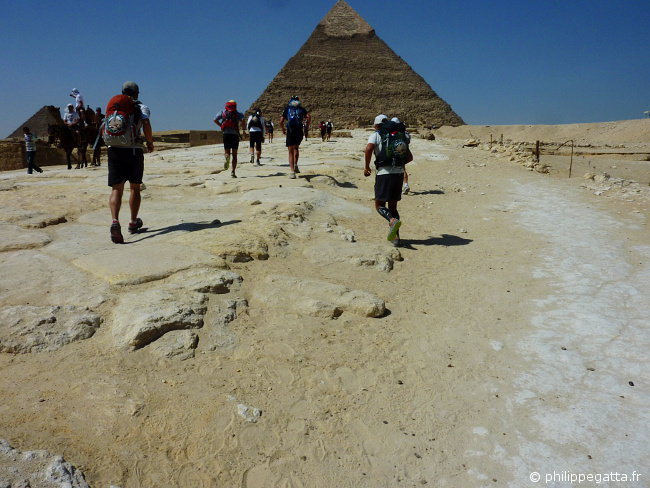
374, 114, 388, 125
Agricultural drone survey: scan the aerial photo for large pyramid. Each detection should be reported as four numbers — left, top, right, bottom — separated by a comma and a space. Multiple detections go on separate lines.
249, 0, 464, 128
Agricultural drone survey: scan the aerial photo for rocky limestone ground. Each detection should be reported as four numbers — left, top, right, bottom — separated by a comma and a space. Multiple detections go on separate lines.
0, 125, 648, 487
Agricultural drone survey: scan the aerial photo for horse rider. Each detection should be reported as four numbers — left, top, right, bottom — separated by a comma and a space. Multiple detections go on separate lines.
70, 88, 86, 125
63, 103, 82, 145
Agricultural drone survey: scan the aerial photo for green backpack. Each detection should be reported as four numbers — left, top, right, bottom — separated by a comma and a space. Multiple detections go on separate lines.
376, 121, 410, 168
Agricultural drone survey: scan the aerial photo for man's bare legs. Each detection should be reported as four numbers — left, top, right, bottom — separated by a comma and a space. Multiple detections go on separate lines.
288, 145, 300, 174
110, 182, 141, 222
110, 182, 141, 243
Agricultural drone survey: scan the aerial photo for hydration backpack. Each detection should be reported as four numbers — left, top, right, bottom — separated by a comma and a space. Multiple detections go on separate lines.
375, 120, 411, 168
248, 113, 263, 130
286, 105, 303, 128
220, 109, 239, 130
102, 95, 140, 147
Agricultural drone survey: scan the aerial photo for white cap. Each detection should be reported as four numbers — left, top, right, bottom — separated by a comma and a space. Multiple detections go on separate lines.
374, 114, 387, 125
391, 117, 401, 123
71, 88, 79, 95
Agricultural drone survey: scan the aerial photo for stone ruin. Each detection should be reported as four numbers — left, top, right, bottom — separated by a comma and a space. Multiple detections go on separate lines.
249, 0, 465, 128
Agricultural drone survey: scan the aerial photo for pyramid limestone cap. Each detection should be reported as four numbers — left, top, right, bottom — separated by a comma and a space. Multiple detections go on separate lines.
319, 0, 374, 37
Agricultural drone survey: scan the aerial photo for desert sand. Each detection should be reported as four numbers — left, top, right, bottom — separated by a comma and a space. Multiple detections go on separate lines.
0, 121, 648, 487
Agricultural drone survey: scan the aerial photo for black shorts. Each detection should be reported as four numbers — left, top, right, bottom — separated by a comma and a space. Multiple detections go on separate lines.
285, 126, 304, 147
249, 131, 263, 150
223, 133, 240, 150
374, 173, 404, 202
107, 147, 144, 187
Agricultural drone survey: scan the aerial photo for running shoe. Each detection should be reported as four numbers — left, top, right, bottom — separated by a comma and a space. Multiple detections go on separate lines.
294, 164, 300, 174
289, 172, 296, 179
110, 222, 124, 244
402, 183, 410, 195
224, 154, 230, 170
231, 171, 237, 178
128, 218, 143, 234
387, 219, 401, 241
250, 154, 255, 164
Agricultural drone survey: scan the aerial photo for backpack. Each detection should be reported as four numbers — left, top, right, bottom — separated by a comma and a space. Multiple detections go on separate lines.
248, 113, 262, 130
375, 120, 411, 168
286, 106, 303, 128
102, 95, 141, 147
220, 109, 239, 130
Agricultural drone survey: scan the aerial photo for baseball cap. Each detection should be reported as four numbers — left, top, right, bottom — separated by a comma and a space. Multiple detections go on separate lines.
374, 114, 388, 125
391, 117, 401, 123
122, 81, 140, 97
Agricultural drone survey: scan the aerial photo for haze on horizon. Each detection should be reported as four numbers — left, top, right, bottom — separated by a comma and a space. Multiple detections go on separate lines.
1, 0, 649, 137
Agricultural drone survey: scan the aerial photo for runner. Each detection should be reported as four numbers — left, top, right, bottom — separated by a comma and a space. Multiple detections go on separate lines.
363, 114, 413, 247
326, 120, 333, 141
279, 96, 311, 179
319, 120, 326, 142
265, 118, 274, 143
247, 108, 266, 166
214, 100, 246, 178
104, 81, 154, 244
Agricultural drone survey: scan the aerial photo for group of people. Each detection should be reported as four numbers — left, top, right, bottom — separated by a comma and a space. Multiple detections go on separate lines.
212, 97, 328, 180
25, 84, 413, 248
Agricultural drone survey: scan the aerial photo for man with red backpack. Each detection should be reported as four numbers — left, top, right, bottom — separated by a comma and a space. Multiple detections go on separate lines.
279, 96, 311, 179
103, 81, 154, 244
214, 100, 246, 178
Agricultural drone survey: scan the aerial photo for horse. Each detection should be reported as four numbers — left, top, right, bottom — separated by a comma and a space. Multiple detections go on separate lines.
48, 123, 89, 169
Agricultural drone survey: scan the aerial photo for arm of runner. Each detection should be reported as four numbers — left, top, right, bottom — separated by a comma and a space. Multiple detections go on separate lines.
279, 116, 287, 134
143, 119, 155, 153
364, 143, 374, 177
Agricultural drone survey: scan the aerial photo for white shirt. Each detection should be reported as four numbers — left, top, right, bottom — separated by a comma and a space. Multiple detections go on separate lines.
367, 132, 404, 175
74, 93, 84, 109
63, 111, 80, 126
247, 115, 266, 135
137, 102, 150, 121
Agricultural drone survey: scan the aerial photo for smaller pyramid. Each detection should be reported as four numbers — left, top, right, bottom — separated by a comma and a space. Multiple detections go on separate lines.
8, 106, 62, 139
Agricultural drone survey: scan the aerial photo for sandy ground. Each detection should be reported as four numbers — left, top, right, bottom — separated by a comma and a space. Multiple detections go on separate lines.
0, 122, 649, 487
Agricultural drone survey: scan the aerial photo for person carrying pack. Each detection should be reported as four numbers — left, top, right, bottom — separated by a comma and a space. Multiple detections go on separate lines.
363, 114, 413, 247
213, 100, 246, 177
247, 108, 266, 166
105, 81, 154, 244
279, 96, 310, 179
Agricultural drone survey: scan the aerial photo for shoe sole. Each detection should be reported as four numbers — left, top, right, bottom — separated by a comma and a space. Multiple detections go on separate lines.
387, 220, 402, 241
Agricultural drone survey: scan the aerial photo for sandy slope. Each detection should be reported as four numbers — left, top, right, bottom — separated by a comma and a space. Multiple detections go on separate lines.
0, 123, 648, 487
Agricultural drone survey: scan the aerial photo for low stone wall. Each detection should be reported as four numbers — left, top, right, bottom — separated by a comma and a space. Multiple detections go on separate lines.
0, 140, 69, 172
190, 130, 222, 146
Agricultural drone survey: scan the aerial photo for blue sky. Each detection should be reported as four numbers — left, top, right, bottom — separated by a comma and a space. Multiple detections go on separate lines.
2, 0, 649, 136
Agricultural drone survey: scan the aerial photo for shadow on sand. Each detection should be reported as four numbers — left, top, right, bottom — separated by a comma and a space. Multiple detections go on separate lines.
400, 234, 473, 250
407, 189, 444, 196
130, 219, 241, 242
